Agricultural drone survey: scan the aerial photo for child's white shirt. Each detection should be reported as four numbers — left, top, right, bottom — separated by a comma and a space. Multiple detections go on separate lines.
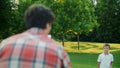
97, 53, 114, 68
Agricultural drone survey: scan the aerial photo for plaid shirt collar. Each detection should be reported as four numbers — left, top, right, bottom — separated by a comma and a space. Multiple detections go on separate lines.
25, 27, 48, 37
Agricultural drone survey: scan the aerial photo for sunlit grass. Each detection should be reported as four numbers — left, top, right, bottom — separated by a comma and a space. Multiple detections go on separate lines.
59, 42, 120, 53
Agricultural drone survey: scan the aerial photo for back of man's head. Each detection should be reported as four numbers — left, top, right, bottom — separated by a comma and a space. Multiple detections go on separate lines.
24, 4, 55, 29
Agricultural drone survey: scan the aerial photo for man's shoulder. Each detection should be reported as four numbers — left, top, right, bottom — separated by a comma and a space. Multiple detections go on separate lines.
47, 39, 63, 49
0, 33, 23, 49
1, 33, 22, 43
35, 38, 63, 50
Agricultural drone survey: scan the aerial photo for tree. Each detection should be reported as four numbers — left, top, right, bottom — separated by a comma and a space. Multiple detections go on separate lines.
95, 0, 120, 43
37, 0, 98, 47
70, 0, 98, 50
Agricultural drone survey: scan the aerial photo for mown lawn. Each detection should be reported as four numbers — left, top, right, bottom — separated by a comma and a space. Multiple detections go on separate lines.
61, 42, 120, 68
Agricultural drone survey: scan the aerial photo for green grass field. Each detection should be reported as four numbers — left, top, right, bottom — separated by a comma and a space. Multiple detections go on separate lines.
61, 42, 120, 68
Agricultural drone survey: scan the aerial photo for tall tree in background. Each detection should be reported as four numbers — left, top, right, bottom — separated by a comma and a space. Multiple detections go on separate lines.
95, 0, 120, 43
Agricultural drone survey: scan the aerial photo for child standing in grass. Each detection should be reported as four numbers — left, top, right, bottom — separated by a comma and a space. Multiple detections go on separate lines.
97, 44, 114, 68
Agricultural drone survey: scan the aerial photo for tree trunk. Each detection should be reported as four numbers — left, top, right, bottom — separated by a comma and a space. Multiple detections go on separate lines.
62, 34, 64, 46
77, 35, 80, 50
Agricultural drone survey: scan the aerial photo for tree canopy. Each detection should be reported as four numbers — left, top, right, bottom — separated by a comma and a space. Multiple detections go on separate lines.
1, 0, 120, 43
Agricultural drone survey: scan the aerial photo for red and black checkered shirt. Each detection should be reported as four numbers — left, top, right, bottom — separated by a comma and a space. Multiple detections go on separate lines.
0, 28, 72, 68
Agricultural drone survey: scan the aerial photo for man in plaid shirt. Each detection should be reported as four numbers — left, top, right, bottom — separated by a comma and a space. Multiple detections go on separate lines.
0, 4, 72, 68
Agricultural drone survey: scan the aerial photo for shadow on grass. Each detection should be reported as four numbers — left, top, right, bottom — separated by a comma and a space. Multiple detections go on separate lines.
86, 43, 99, 48
99, 47, 120, 50
71, 44, 99, 50
71, 46, 89, 50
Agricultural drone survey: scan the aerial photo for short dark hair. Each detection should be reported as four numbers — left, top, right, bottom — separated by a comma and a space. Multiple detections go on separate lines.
104, 43, 110, 48
24, 4, 55, 29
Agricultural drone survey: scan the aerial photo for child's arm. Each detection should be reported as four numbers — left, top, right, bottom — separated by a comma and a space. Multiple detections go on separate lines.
97, 62, 100, 68
110, 62, 113, 68
110, 54, 114, 68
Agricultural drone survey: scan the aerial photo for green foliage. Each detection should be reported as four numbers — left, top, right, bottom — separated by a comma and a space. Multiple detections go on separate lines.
0, 0, 98, 41
6, 0, 32, 36
0, 0, 13, 38
79, 0, 120, 43
35, 0, 98, 40
94, 0, 120, 43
